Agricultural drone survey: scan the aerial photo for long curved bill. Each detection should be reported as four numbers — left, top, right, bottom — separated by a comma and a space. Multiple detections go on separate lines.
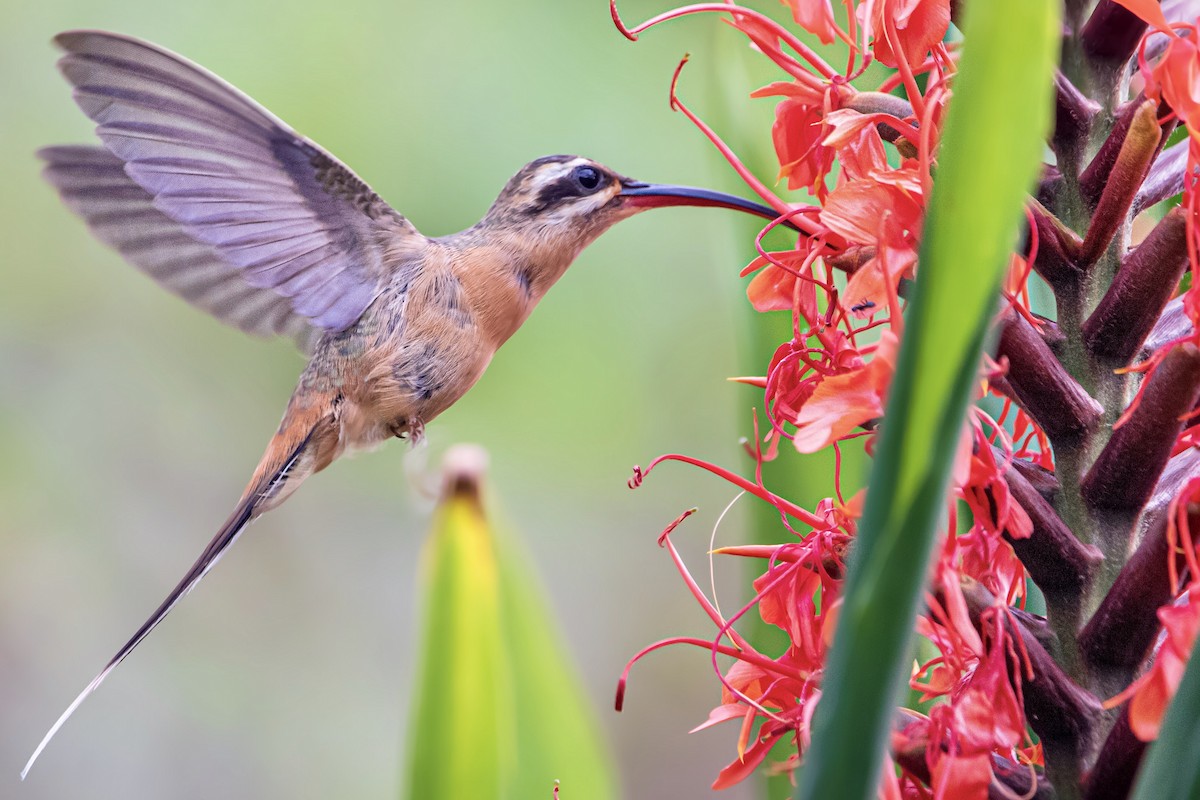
619, 181, 801, 232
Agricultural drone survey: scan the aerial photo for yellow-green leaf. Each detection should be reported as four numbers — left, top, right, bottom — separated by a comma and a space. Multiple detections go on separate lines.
405, 446, 615, 800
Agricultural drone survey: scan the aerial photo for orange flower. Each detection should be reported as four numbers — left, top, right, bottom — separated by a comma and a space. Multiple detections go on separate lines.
866, 0, 951, 70
773, 94, 839, 198
930, 753, 991, 800
793, 331, 899, 452
744, 250, 812, 313
1143, 31, 1200, 135
612, 0, 1068, 793
781, 0, 841, 45
1112, 0, 1171, 32
1129, 586, 1200, 740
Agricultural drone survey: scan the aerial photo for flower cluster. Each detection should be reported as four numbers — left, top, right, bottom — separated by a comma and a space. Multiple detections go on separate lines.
616, 0, 1200, 797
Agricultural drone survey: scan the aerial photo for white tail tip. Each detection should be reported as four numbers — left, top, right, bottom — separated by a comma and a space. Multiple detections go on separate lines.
21, 669, 109, 780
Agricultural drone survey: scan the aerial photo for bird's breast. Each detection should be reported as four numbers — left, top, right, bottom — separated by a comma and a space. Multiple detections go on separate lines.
303, 240, 560, 448
351, 282, 495, 432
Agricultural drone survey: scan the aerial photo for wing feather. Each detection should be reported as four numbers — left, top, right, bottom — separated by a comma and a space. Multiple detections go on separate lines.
40, 144, 316, 350
49, 30, 422, 334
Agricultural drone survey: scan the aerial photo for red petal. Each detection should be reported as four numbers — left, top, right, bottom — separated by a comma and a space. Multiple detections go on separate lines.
792, 333, 898, 453
931, 753, 992, 800
690, 703, 750, 733
711, 736, 776, 790
872, 0, 951, 69
773, 98, 836, 195
782, 0, 839, 44
747, 266, 798, 312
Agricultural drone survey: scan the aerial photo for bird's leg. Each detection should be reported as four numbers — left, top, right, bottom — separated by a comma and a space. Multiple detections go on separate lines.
389, 416, 425, 444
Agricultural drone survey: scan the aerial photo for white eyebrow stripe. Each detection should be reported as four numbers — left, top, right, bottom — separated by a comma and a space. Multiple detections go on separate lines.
529, 158, 590, 189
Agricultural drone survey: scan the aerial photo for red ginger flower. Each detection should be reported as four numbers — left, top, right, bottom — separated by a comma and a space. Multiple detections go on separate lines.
865, 0, 952, 70
1128, 586, 1200, 740
773, 90, 841, 199
790, 330, 897, 453
1116, 476, 1200, 740
780, 0, 841, 46
1120, 6, 1200, 343
613, 0, 1200, 796
615, 1, 1036, 794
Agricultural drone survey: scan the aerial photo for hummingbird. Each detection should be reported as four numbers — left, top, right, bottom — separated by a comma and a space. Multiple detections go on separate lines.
25, 29, 797, 776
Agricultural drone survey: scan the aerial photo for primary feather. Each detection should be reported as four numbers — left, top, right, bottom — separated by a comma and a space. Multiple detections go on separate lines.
50, 29, 421, 334
40, 144, 315, 345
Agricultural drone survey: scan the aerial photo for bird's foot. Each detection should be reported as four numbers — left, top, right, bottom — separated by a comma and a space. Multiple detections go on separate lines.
389, 417, 425, 445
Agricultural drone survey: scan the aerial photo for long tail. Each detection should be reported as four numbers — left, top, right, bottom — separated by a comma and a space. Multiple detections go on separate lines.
22, 396, 340, 779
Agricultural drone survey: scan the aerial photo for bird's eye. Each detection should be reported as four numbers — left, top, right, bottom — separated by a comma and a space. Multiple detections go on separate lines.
572, 165, 603, 191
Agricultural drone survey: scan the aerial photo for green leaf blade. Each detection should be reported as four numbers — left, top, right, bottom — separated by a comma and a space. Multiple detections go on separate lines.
405, 450, 616, 800
496, 531, 618, 799
405, 488, 512, 800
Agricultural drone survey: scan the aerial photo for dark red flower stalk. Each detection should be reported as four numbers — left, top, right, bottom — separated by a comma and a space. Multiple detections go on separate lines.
1084, 207, 1191, 366
613, 1, 1200, 797
998, 310, 1103, 443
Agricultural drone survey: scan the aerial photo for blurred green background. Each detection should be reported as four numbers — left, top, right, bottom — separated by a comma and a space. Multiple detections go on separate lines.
0, 1, 804, 797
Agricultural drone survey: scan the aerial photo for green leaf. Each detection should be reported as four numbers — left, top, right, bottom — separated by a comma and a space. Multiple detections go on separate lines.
793, 3, 1059, 799
405, 459, 513, 799
495, 525, 618, 800
405, 447, 616, 800
1129, 632, 1200, 800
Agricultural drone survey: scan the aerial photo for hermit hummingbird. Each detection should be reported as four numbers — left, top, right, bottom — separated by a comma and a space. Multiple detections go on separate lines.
25, 29, 798, 776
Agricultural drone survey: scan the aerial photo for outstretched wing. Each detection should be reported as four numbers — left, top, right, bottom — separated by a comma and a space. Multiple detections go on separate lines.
51, 29, 422, 334
41, 145, 316, 347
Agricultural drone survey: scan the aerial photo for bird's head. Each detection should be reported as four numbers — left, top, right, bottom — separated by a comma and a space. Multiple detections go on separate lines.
481, 155, 797, 257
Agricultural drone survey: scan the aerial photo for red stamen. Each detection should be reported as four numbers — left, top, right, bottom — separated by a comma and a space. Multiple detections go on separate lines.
668, 57, 805, 222
657, 508, 754, 651
615, 636, 807, 712
709, 561, 805, 722
632, 453, 826, 528
882, 14, 927, 119
712, 544, 799, 560
611, 1, 838, 79
917, 81, 951, 202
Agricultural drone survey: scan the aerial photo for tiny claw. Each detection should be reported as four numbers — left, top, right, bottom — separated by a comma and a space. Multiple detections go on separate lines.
389, 416, 426, 444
